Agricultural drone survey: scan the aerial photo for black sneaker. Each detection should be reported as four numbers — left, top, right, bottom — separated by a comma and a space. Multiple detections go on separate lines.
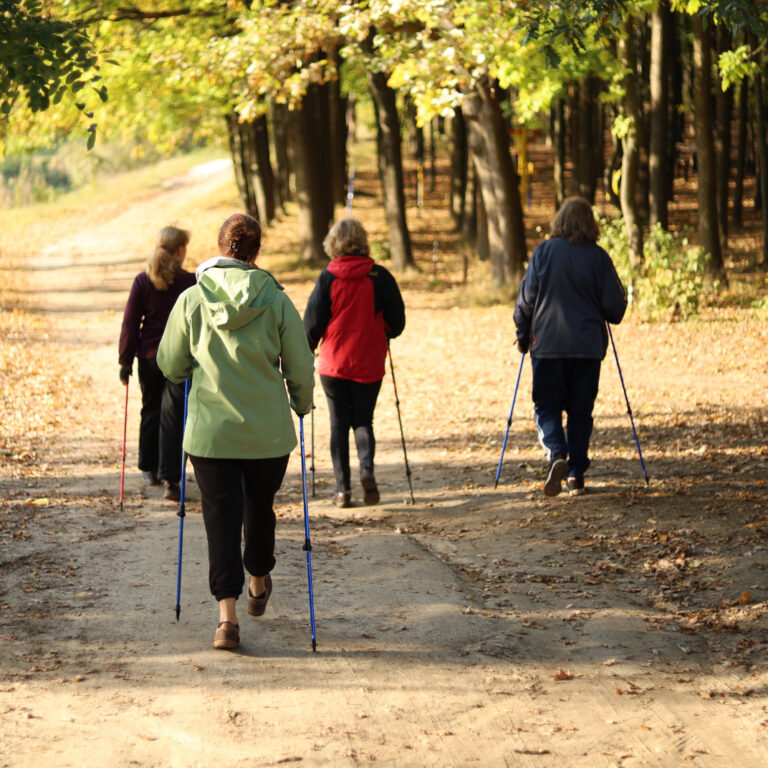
543, 455, 567, 497
567, 476, 586, 496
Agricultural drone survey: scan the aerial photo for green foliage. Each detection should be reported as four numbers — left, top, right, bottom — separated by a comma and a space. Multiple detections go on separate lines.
0, 0, 105, 146
598, 218, 717, 321
718, 45, 758, 90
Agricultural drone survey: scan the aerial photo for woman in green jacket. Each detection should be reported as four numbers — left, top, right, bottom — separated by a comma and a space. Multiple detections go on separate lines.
157, 213, 314, 651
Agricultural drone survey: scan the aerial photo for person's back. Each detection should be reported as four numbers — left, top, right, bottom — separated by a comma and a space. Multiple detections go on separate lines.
162, 258, 313, 458
516, 236, 625, 360
514, 197, 626, 498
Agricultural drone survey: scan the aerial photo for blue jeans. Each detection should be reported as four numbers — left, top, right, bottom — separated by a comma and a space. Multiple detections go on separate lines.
531, 357, 601, 479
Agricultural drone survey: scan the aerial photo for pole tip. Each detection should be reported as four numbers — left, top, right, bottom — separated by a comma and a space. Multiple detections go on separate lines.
175, 605, 180, 622
312, 639, 317, 652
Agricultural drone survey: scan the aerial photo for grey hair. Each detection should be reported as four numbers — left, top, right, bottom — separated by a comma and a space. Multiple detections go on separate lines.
323, 218, 370, 260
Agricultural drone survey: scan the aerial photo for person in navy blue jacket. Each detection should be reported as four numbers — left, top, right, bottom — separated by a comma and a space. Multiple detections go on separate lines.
514, 197, 627, 497
304, 219, 405, 508
118, 226, 196, 501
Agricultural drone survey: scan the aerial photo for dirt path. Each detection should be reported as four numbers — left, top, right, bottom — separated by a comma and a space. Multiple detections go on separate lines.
1, 158, 768, 767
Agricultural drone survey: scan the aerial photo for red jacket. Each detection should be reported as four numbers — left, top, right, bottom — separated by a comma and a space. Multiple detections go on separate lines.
303, 254, 405, 383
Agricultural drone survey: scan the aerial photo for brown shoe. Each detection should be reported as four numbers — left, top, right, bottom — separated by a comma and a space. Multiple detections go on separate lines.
247, 573, 272, 617
213, 621, 240, 650
361, 470, 380, 505
334, 490, 351, 508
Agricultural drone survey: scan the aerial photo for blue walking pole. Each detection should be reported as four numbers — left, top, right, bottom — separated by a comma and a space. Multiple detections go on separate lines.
299, 415, 317, 652
175, 378, 190, 622
607, 323, 650, 485
494, 352, 525, 488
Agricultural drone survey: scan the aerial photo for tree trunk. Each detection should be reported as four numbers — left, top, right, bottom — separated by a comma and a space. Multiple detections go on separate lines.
462, 159, 478, 250
576, 77, 597, 203
649, 1, 670, 229
619, 18, 643, 268
271, 101, 291, 212
692, 15, 725, 278
463, 76, 527, 284
733, 77, 749, 230
328, 47, 348, 207
250, 114, 276, 226
286, 87, 334, 265
450, 107, 468, 231
756, 74, 768, 266
715, 26, 733, 245
553, 99, 566, 210
226, 114, 258, 218
367, 68, 415, 270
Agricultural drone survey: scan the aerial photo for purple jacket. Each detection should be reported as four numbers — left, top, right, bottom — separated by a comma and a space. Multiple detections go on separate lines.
119, 270, 196, 365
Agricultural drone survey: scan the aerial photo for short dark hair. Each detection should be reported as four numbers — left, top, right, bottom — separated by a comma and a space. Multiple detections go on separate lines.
218, 213, 262, 263
550, 196, 600, 244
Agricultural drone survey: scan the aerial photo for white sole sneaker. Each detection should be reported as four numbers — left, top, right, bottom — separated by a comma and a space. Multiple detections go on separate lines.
544, 458, 567, 497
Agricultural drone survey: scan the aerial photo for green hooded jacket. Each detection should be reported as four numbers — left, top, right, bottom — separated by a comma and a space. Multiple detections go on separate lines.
157, 257, 314, 459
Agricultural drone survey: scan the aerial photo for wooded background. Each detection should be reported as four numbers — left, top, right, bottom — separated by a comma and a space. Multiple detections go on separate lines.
3, 1, 768, 293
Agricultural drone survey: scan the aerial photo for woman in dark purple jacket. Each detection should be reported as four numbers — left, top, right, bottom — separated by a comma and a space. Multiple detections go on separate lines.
118, 226, 196, 500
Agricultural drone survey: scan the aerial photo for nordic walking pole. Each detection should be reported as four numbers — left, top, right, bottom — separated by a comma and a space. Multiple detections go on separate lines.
175, 378, 190, 622
388, 345, 415, 504
607, 323, 650, 485
346, 162, 356, 213
299, 415, 317, 652
119, 382, 129, 511
494, 352, 525, 488
310, 404, 316, 497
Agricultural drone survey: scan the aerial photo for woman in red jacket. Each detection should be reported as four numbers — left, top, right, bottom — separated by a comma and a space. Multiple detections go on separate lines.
118, 226, 196, 501
304, 219, 405, 507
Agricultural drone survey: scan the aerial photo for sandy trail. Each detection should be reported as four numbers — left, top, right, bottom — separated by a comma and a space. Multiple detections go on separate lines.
1, 159, 767, 767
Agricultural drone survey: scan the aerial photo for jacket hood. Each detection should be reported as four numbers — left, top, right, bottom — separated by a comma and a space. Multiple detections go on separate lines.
327, 254, 375, 280
195, 257, 281, 331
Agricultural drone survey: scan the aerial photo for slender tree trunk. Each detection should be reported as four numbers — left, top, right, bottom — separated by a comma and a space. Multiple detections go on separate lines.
473, 165, 490, 262
553, 99, 566, 209
251, 114, 276, 225
733, 77, 749, 230
756, 74, 768, 266
649, 1, 670, 229
450, 107, 468, 231
367, 68, 415, 270
668, 12, 684, 203
576, 77, 597, 203
462, 159, 478, 251
692, 15, 725, 278
463, 76, 527, 284
328, 47, 348, 207
620, 18, 643, 268
636, 15, 651, 223
225, 114, 258, 217
271, 101, 291, 212
715, 26, 733, 245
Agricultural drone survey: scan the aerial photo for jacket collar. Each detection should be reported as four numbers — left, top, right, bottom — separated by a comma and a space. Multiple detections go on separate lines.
195, 256, 254, 280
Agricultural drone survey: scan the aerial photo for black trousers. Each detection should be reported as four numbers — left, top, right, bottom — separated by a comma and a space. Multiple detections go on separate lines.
137, 357, 185, 482
189, 454, 289, 601
320, 375, 382, 492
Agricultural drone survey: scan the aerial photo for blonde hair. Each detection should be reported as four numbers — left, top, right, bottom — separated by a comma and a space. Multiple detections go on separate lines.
323, 218, 370, 260
146, 226, 190, 290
